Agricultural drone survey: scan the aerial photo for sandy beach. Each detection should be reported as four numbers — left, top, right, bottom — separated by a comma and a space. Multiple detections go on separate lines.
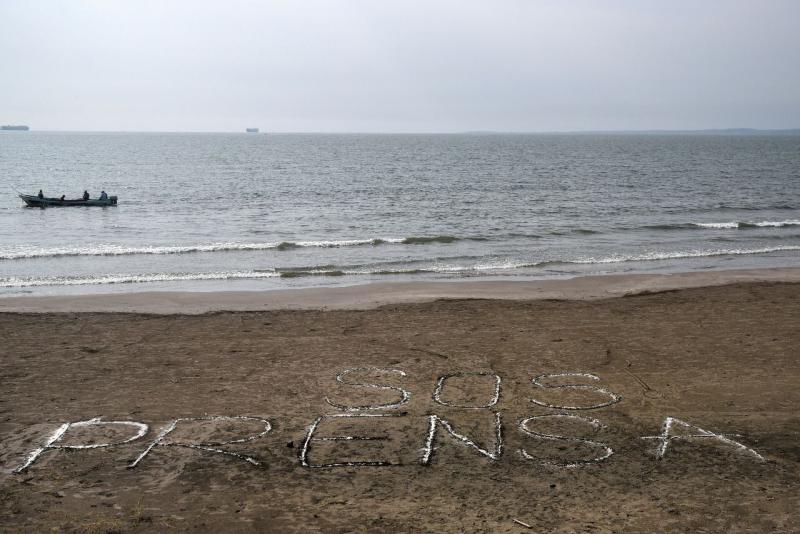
1, 270, 799, 532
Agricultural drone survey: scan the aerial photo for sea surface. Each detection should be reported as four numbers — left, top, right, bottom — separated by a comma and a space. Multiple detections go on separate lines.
1, 132, 799, 296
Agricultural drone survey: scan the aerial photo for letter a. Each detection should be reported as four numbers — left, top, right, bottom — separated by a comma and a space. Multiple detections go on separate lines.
643, 417, 764, 462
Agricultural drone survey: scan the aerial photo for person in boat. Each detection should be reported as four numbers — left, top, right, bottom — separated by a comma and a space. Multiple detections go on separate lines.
60, 195, 66, 202
37, 190, 44, 199
99, 191, 108, 200
82, 190, 90, 201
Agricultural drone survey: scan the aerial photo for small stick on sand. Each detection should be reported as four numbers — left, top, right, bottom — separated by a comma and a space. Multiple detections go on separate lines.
512, 518, 532, 529
407, 346, 449, 359
624, 361, 654, 392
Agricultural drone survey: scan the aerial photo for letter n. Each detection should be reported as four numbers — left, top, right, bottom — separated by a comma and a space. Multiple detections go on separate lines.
420, 413, 502, 465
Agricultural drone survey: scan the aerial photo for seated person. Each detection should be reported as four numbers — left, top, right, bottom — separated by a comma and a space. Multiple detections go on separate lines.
37, 189, 44, 199
99, 190, 108, 200
82, 190, 90, 201
60, 195, 65, 201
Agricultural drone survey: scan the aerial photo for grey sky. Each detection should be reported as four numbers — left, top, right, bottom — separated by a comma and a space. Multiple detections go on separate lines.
1, 0, 798, 132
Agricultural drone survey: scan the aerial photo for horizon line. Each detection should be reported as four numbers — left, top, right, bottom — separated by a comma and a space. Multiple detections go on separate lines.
4, 127, 800, 135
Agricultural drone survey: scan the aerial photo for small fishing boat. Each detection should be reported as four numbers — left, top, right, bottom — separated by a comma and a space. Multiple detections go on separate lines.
19, 194, 118, 208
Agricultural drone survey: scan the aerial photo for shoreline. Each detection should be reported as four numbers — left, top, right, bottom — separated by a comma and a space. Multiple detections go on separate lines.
1, 266, 799, 313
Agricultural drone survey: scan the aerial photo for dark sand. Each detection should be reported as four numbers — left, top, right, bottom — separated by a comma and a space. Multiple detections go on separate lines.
1, 278, 799, 532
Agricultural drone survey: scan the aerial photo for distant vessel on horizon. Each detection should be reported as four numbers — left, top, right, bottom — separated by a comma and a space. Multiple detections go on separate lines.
2, 125, 29, 131
246, 127, 259, 133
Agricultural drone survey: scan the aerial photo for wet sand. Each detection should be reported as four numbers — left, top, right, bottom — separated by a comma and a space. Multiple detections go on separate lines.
1, 272, 799, 532
1, 266, 800, 313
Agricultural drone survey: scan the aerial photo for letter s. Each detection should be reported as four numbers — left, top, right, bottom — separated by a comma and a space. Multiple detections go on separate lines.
518, 414, 613, 467
530, 372, 621, 410
325, 367, 410, 411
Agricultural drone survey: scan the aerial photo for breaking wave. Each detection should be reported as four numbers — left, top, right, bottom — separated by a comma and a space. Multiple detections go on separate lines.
273, 245, 800, 279
275, 259, 531, 278
0, 235, 478, 260
568, 245, 800, 264
0, 271, 280, 288
642, 220, 800, 231
3, 246, 799, 288
692, 220, 800, 229
401, 235, 473, 244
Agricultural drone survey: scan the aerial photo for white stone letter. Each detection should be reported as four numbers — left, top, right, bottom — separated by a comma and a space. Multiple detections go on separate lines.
642, 416, 765, 462
530, 372, 622, 410
299, 413, 402, 468
433, 372, 501, 409
324, 367, 410, 411
518, 414, 613, 468
420, 413, 503, 465
128, 416, 271, 468
14, 417, 148, 473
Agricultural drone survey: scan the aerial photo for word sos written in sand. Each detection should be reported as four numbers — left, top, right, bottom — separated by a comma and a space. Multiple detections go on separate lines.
10, 369, 765, 474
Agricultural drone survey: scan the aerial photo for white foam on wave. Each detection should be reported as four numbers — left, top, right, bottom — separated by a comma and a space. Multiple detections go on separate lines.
421, 247, 800, 270
4, 246, 799, 288
749, 220, 800, 227
693, 220, 800, 229
296, 238, 405, 247
0, 270, 280, 288
282, 260, 530, 276
693, 222, 739, 229
0, 238, 407, 260
573, 245, 800, 264
427, 260, 530, 273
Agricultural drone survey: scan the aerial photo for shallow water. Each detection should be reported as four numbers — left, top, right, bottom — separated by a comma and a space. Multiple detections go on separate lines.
1, 132, 799, 295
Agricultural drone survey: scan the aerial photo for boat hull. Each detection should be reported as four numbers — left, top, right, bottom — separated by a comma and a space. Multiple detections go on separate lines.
20, 194, 118, 207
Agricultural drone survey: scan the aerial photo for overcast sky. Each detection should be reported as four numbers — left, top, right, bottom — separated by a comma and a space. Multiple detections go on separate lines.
1, 0, 798, 132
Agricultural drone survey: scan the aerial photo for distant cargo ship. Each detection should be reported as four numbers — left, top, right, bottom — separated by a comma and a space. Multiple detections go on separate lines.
246, 128, 259, 133
2, 125, 29, 131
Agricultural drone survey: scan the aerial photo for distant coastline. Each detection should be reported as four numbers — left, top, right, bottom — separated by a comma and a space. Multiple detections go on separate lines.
462, 128, 800, 136
8, 127, 800, 135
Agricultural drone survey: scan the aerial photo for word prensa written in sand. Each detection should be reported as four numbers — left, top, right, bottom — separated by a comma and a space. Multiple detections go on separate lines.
10, 369, 766, 475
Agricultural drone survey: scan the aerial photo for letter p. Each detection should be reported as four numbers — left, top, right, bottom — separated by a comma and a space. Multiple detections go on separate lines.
14, 417, 148, 473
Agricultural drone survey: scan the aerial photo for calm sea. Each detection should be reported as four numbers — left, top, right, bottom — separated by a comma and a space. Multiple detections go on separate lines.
1, 132, 799, 296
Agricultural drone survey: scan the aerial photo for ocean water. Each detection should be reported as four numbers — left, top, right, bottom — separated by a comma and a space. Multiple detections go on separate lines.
1, 132, 799, 296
